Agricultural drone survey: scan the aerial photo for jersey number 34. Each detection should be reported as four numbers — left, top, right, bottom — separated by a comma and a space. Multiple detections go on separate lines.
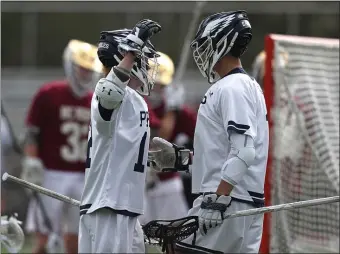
86, 126, 147, 173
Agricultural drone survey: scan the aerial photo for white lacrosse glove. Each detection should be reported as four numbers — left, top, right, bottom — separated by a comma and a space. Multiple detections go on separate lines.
164, 85, 185, 112
198, 194, 232, 235
21, 156, 44, 186
95, 77, 126, 110
118, 19, 161, 57
148, 137, 191, 172
0, 214, 25, 253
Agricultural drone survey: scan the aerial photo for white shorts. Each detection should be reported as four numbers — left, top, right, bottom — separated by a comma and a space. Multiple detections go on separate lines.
139, 177, 189, 225
25, 170, 84, 234
78, 208, 145, 253
181, 195, 264, 253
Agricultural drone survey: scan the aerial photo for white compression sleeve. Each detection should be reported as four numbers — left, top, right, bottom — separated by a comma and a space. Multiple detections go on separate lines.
221, 131, 255, 186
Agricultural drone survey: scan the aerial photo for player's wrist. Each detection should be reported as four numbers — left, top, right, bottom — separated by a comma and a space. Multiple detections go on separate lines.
216, 179, 234, 196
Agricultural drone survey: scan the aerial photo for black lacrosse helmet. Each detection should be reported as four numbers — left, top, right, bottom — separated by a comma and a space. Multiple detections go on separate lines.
191, 10, 252, 83
97, 29, 159, 95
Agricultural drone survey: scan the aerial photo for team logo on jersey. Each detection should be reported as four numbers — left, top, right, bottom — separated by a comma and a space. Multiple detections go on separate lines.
140, 111, 149, 127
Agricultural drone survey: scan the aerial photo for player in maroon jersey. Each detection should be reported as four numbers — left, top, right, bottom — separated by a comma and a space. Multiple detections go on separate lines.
140, 52, 197, 225
21, 39, 103, 254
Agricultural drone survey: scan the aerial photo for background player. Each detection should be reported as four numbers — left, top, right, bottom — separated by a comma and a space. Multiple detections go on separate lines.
149, 11, 269, 253
21, 39, 103, 254
78, 20, 161, 253
140, 52, 197, 225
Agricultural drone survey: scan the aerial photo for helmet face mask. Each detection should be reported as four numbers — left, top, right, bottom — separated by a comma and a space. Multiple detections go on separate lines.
132, 53, 159, 96
149, 52, 175, 86
63, 40, 104, 97
190, 11, 252, 84
192, 37, 214, 79
97, 30, 159, 96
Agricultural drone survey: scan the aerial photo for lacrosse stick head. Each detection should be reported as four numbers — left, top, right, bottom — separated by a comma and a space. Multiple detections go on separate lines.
1, 215, 25, 253
142, 216, 199, 253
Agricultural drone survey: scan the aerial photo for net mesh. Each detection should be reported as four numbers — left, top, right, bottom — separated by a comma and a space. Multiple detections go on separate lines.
268, 36, 339, 253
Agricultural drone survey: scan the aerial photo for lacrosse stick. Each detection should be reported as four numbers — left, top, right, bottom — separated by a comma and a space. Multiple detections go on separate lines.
32, 192, 65, 253
159, 1, 207, 140
3, 173, 339, 217
1, 103, 65, 253
0, 214, 25, 253
173, 0, 207, 86
143, 216, 199, 253
3, 173, 339, 254
2, 173, 80, 207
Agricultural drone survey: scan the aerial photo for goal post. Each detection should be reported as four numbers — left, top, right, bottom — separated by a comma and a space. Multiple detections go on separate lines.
261, 34, 339, 253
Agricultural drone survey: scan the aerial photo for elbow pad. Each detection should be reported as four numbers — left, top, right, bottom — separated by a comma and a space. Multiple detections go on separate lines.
95, 67, 128, 110
221, 133, 255, 185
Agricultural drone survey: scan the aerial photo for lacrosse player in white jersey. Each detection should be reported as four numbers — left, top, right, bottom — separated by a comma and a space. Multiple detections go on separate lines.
78, 20, 161, 253
148, 11, 269, 253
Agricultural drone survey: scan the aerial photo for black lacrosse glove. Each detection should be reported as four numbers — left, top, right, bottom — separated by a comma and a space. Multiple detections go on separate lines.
118, 19, 161, 57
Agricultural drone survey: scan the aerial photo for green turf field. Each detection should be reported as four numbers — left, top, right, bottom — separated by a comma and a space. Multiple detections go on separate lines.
1, 234, 34, 253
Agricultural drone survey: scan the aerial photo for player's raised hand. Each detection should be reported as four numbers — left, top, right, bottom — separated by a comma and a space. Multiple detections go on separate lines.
118, 19, 161, 57
198, 194, 232, 235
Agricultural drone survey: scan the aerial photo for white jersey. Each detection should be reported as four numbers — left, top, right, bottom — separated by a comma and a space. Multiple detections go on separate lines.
192, 68, 269, 202
81, 84, 150, 216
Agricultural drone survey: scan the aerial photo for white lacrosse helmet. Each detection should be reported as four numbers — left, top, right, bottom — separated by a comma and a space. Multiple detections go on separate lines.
63, 39, 104, 97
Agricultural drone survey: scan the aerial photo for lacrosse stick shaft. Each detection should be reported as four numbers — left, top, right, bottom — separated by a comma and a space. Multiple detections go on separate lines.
2, 173, 80, 207
33, 192, 53, 231
173, 1, 207, 85
226, 196, 339, 219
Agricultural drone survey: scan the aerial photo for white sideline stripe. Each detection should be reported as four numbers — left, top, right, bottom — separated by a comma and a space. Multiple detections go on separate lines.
3, 173, 339, 218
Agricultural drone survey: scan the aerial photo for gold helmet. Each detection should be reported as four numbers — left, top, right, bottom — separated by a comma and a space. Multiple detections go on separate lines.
63, 39, 104, 97
251, 50, 266, 88
150, 52, 175, 86
251, 50, 288, 89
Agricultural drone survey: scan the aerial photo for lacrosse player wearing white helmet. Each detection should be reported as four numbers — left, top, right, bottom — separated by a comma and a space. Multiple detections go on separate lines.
79, 20, 161, 253
22, 39, 103, 254
149, 11, 269, 253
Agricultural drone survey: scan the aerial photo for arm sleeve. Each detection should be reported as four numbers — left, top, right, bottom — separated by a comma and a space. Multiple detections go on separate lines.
219, 82, 257, 139
221, 131, 255, 186
25, 87, 48, 131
